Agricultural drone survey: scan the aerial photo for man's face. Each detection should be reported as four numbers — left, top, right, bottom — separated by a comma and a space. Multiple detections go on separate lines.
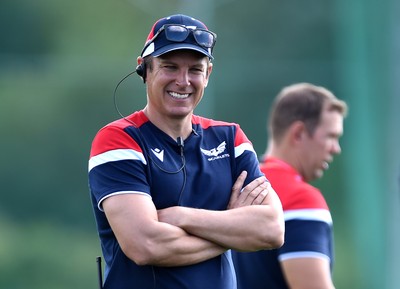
145, 50, 212, 121
300, 108, 344, 182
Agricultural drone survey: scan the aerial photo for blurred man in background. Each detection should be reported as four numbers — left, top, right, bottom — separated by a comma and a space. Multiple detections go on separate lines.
233, 83, 348, 289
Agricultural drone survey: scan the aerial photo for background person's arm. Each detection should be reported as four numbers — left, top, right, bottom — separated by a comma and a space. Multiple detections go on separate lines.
281, 257, 335, 289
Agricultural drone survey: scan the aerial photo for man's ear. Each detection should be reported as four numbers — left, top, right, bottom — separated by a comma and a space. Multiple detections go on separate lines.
289, 121, 307, 144
136, 56, 146, 83
207, 62, 213, 76
204, 62, 213, 87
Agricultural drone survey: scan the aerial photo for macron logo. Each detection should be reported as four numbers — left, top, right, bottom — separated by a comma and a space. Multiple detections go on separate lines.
151, 148, 164, 162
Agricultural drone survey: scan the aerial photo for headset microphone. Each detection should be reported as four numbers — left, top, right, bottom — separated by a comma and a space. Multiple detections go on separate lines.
177, 137, 184, 149
177, 136, 184, 158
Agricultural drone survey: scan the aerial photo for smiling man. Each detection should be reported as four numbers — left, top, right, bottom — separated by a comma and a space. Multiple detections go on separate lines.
232, 83, 348, 289
88, 14, 284, 289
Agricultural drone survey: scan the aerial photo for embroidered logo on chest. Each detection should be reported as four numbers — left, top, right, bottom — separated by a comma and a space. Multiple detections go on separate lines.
200, 141, 230, 161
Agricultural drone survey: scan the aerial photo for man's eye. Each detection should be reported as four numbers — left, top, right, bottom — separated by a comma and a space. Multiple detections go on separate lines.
164, 65, 176, 70
191, 68, 203, 73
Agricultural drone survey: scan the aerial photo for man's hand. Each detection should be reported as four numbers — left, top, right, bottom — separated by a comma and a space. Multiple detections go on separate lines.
157, 171, 284, 251
158, 172, 270, 227
228, 171, 270, 209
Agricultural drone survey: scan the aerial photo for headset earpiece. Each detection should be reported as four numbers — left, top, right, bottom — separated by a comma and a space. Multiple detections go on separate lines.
136, 63, 146, 83
135, 64, 144, 76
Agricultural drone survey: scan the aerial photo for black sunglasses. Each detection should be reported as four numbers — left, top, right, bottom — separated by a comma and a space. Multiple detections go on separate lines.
148, 24, 217, 49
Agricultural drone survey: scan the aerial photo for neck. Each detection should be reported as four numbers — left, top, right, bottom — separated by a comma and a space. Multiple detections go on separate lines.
143, 106, 193, 140
266, 141, 298, 171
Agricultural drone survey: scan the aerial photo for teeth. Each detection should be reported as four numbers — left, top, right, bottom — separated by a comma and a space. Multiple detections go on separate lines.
169, 91, 189, 99
322, 162, 329, 170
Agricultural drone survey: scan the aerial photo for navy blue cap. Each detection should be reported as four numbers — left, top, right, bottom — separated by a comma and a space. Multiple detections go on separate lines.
140, 14, 215, 59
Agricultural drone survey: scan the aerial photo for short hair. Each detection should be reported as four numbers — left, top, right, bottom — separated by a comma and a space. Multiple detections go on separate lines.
144, 56, 154, 71
268, 83, 348, 143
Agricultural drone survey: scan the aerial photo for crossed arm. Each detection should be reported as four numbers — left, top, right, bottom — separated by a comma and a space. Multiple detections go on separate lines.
102, 171, 284, 267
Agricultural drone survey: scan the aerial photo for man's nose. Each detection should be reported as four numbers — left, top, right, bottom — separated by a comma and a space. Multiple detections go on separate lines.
332, 140, 341, 155
176, 70, 191, 86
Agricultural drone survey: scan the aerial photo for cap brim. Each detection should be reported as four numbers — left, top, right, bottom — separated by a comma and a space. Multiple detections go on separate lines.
151, 43, 213, 59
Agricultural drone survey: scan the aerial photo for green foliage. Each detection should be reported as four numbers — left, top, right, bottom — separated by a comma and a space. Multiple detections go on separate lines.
0, 217, 100, 289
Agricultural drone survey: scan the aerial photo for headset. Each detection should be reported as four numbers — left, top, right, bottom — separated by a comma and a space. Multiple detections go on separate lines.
135, 62, 146, 83
97, 64, 187, 287
113, 61, 187, 192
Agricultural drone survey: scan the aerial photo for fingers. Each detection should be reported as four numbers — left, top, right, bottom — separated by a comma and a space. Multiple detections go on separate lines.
228, 171, 247, 209
249, 182, 271, 205
241, 176, 267, 195
232, 171, 248, 193
228, 172, 273, 209
229, 173, 271, 209
241, 179, 268, 205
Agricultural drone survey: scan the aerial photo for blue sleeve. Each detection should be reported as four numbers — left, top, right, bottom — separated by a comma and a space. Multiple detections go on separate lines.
233, 126, 265, 186
278, 219, 334, 262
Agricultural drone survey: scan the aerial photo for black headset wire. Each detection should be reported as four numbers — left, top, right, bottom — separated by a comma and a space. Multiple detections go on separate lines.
113, 70, 138, 124
113, 70, 187, 179
112, 69, 188, 288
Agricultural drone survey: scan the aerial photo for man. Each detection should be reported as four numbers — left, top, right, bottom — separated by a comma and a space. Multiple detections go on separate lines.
88, 14, 284, 289
232, 83, 348, 289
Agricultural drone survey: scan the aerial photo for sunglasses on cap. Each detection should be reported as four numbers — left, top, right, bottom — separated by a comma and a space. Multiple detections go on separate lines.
148, 24, 217, 49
